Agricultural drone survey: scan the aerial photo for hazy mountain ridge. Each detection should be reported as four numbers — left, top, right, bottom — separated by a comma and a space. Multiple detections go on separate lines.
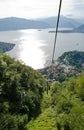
42, 15, 82, 28
0, 16, 83, 31
74, 24, 84, 33
0, 17, 51, 31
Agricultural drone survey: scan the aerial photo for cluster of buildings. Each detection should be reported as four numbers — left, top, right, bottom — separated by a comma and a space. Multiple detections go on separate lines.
39, 58, 84, 82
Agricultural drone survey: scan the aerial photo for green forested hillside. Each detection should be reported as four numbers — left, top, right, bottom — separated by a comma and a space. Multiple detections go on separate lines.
0, 53, 84, 130
26, 75, 84, 130
58, 51, 84, 69
39, 51, 84, 82
0, 53, 46, 130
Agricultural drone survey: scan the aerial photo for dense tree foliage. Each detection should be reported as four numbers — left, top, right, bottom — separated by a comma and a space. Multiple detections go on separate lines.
0, 52, 84, 130
26, 74, 84, 130
58, 51, 84, 69
0, 53, 46, 130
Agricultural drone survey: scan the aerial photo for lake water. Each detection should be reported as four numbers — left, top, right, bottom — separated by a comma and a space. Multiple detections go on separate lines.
0, 28, 84, 69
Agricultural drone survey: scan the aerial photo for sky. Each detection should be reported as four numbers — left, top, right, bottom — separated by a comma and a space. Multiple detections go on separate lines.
0, 0, 84, 19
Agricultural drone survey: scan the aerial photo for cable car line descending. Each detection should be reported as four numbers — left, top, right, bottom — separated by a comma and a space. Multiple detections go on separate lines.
52, 0, 62, 65
46, 0, 62, 94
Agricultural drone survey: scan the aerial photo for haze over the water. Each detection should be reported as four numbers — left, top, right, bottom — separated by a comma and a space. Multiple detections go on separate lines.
0, 0, 84, 69
0, 0, 84, 19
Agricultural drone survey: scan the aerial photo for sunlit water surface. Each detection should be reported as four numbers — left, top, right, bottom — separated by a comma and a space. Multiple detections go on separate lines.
0, 29, 84, 69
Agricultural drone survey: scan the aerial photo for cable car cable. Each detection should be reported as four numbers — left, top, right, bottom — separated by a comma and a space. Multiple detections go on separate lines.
52, 0, 62, 65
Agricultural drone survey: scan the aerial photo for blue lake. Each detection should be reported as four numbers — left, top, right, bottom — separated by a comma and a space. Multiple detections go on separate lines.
0, 28, 84, 69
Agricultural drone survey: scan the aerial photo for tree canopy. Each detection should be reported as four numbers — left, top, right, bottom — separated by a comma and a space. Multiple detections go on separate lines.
26, 74, 84, 130
0, 53, 46, 130
0, 52, 84, 130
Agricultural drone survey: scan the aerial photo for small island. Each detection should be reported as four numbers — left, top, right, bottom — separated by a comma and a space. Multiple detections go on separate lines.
49, 24, 84, 33
0, 41, 15, 53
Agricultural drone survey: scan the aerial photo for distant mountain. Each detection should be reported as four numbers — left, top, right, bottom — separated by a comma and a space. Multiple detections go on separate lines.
0, 16, 83, 31
42, 16, 81, 28
74, 24, 84, 33
75, 18, 84, 24
0, 17, 51, 31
